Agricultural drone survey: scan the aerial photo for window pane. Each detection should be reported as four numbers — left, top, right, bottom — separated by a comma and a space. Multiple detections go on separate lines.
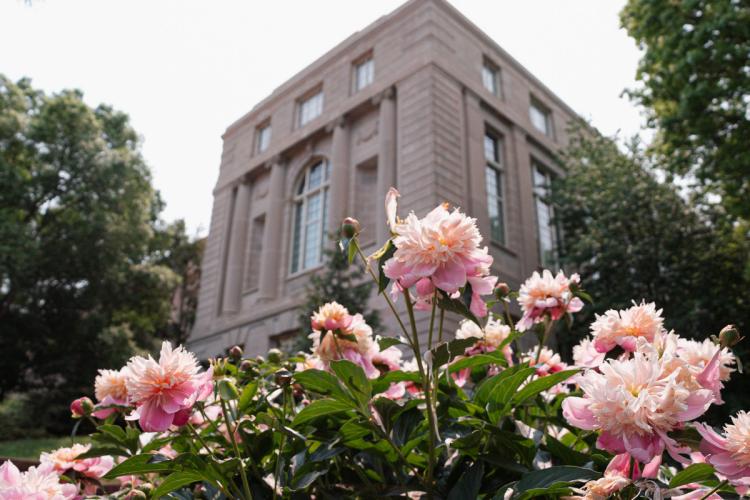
482, 65, 497, 95
257, 125, 271, 153
308, 162, 323, 189
356, 59, 374, 91
484, 134, 497, 162
299, 91, 323, 127
291, 202, 303, 273
530, 103, 550, 135
485, 166, 504, 244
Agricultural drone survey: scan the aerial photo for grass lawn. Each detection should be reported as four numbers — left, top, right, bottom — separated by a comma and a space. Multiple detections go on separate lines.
0, 436, 90, 460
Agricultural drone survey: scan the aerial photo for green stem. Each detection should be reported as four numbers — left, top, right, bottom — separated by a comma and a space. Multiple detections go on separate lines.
534, 318, 553, 365
502, 301, 522, 357
699, 480, 728, 500
220, 397, 253, 500
427, 293, 437, 350
437, 308, 445, 344
403, 288, 438, 498
273, 387, 291, 500
186, 423, 234, 498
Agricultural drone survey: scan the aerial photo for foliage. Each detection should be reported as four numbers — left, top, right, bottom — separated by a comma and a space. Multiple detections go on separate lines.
295, 238, 380, 352
621, 0, 750, 220
0, 75, 201, 433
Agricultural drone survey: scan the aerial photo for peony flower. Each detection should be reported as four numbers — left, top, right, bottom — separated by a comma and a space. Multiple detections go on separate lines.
562, 352, 714, 464
566, 453, 632, 500
124, 341, 213, 432
385, 187, 400, 231
309, 303, 379, 378
383, 195, 497, 317
455, 316, 513, 364
590, 302, 664, 353
522, 347, 567, 377
572, 337, 606, 369
40, 443, 113, 480
516, 270, 583, 331
93, 368, 130, 418
0, 460, 77, 499
695, 411, 750, 482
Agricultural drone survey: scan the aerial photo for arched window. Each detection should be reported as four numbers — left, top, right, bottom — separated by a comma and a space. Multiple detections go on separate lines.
290, 159, 330, 273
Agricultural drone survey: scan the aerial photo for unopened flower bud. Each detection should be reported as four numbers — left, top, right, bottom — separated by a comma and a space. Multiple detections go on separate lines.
138, 483, 154, 495
228, 345, 243, 361
239, 360, 253, 372
218, 378, 240, 400
125, 491, 147, 500
267, 348, 283, 364
494, 282, 511, 299
70, 397, 94, 418
256, 355, 266, 364
719, 325, 742, 349
274, 369, 293, 386
341, 217, 361, 239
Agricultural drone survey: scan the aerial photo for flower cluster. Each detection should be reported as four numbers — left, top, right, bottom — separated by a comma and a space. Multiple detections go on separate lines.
0, 461, 79, 499
383, 188, 497, 317
516, 270, 583, 331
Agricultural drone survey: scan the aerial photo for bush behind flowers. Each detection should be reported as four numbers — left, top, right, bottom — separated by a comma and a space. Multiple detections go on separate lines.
5, 189, 747, 499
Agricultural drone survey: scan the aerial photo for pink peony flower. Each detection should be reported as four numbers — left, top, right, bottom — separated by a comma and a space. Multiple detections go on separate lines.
93, 368, 130, 418
590, 302, 664, 353
383, 196, 497, 317
516, 270, 583, 331
455, 316, 513, 364
40, 443, 113, 480
567, 453, 632, 500
124, 341, 213, 432
309, 303, 379, 378
695, 410, 750, 482
0, 460, 77, 499
572, 337, 606, 370
522, 346, 567, 377
562, 352, 714, 464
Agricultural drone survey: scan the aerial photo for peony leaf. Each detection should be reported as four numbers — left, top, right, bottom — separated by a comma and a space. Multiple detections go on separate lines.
669, 463, 716, 489
149, 471, 205, 498
292, 399, 354, 427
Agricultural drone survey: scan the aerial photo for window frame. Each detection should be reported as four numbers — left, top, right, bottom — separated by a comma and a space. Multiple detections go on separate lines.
289, 159, 331, 275
484, 130, 506, 246
529, 97, 553, 137
298, 88, 324, 128
255, 122, 271, 154
481, 58, 501, 97
353, 54, 375, 93
532, 161, 559, 268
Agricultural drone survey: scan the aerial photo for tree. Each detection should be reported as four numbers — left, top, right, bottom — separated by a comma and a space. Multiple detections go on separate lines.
621, 0, 750, 220
0, 75, 196, 433
295, 238, 381, 352
552, 127, 750, 417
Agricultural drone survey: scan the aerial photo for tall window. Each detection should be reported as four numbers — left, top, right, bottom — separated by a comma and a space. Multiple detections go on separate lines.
530, 97, 552, 137
354, 56, 374, 92
298, 90, 324, 127
255, 123, 271, 154
482, 60, 500, 96
533, 163, 558, 268
291, 160, 330, 273
484, 132, 505, 245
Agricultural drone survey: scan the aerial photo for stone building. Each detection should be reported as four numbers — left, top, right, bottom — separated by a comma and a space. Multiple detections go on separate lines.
188, 0, 580, 358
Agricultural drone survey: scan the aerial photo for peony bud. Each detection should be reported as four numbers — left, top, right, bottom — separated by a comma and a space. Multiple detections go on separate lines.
239, 359, 253, 372
228, 345, 243, 360
341, 217, 361, 239
267, 348, 283, 364
494, 282, 511, 300
218, 378, 240, 400
719, 325, 742, 349
70, 397, 94, 418
274, 368, 293, 386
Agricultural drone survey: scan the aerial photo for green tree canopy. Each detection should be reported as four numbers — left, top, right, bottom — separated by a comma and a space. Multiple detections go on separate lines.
621, 0, 750, 220
0, 75, 199, 433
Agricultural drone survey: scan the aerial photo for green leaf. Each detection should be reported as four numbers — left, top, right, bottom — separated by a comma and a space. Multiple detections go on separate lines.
669, 463, 716, 489
149, 471, 205, 498
514, 466, 600, 499
376, 240, 396, 294
238, 381, 258, 413
474, 364, 527, 405
544, 435, 590, 467
347, 237, 359, 264
75, 446, 129, 459
330, 360, 372, 409
292, 399, 353, 427
378, 337, 403, 350
98, 424, 127, 443
512, 369, 580, 405
447, 350, 508, 373
103, 453, 174, 479
429, 338, 478, 367
293, 369, 355, 406
447, 461, 484, 500
437, 290, 480, 326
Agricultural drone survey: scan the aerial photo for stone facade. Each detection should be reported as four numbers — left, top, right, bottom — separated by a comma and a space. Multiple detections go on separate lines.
188, 0, 579, 358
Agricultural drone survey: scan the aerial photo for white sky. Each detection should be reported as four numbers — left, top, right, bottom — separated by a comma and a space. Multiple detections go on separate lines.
1, 0, 645, 236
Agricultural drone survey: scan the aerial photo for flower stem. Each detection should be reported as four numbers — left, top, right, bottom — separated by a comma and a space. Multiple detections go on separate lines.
502, 300, 522, 356
534, 318, 553, 365
427, 293, 437, 350
699, 480, 728, 500
220, 397, 253, 500
186, 422, 234, 498
437, 308, 445, 344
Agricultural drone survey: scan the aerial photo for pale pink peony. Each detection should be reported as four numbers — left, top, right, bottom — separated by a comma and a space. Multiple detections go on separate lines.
522, 347, 567, 377
93, 368, 130, 418
383, 197, 497, 317
455, 316, 513, 364
40, 443, 113, 480
0, 460, 77, 499
695, 410, 750, 482
567, 453, 632, 500
309, 304, 379, 378
385, 187, 400, 231
562, 352, 714, 464
516, 270, 583, 331
572, 337, 606, 370
124, 341, 213, 432
591, 302, 664, 353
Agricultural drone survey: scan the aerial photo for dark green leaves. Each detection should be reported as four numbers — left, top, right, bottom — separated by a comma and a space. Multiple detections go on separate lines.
669, 463, 716, 489
150, 471, 205, 498
104, 454, 174, 479
292, 399, 353, 427
514, 466, 600, 499
330, 360, 372, 409
512, 369, 579, 405
429, 338, 477, 367
437, 289, 480, 326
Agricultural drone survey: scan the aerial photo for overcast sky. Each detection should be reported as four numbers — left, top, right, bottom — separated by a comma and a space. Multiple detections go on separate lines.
1, 0, 645, 236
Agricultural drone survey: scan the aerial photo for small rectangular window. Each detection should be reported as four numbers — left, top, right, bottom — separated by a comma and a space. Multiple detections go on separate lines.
533, 163, 558, 268
255, 123, 271, 154
354, 57, 374, 92
530, 98, 552, 137
298, 90, 324, 127
244, 216, 265, 292
484, 131, 505, 245
482, 61, 500, 96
